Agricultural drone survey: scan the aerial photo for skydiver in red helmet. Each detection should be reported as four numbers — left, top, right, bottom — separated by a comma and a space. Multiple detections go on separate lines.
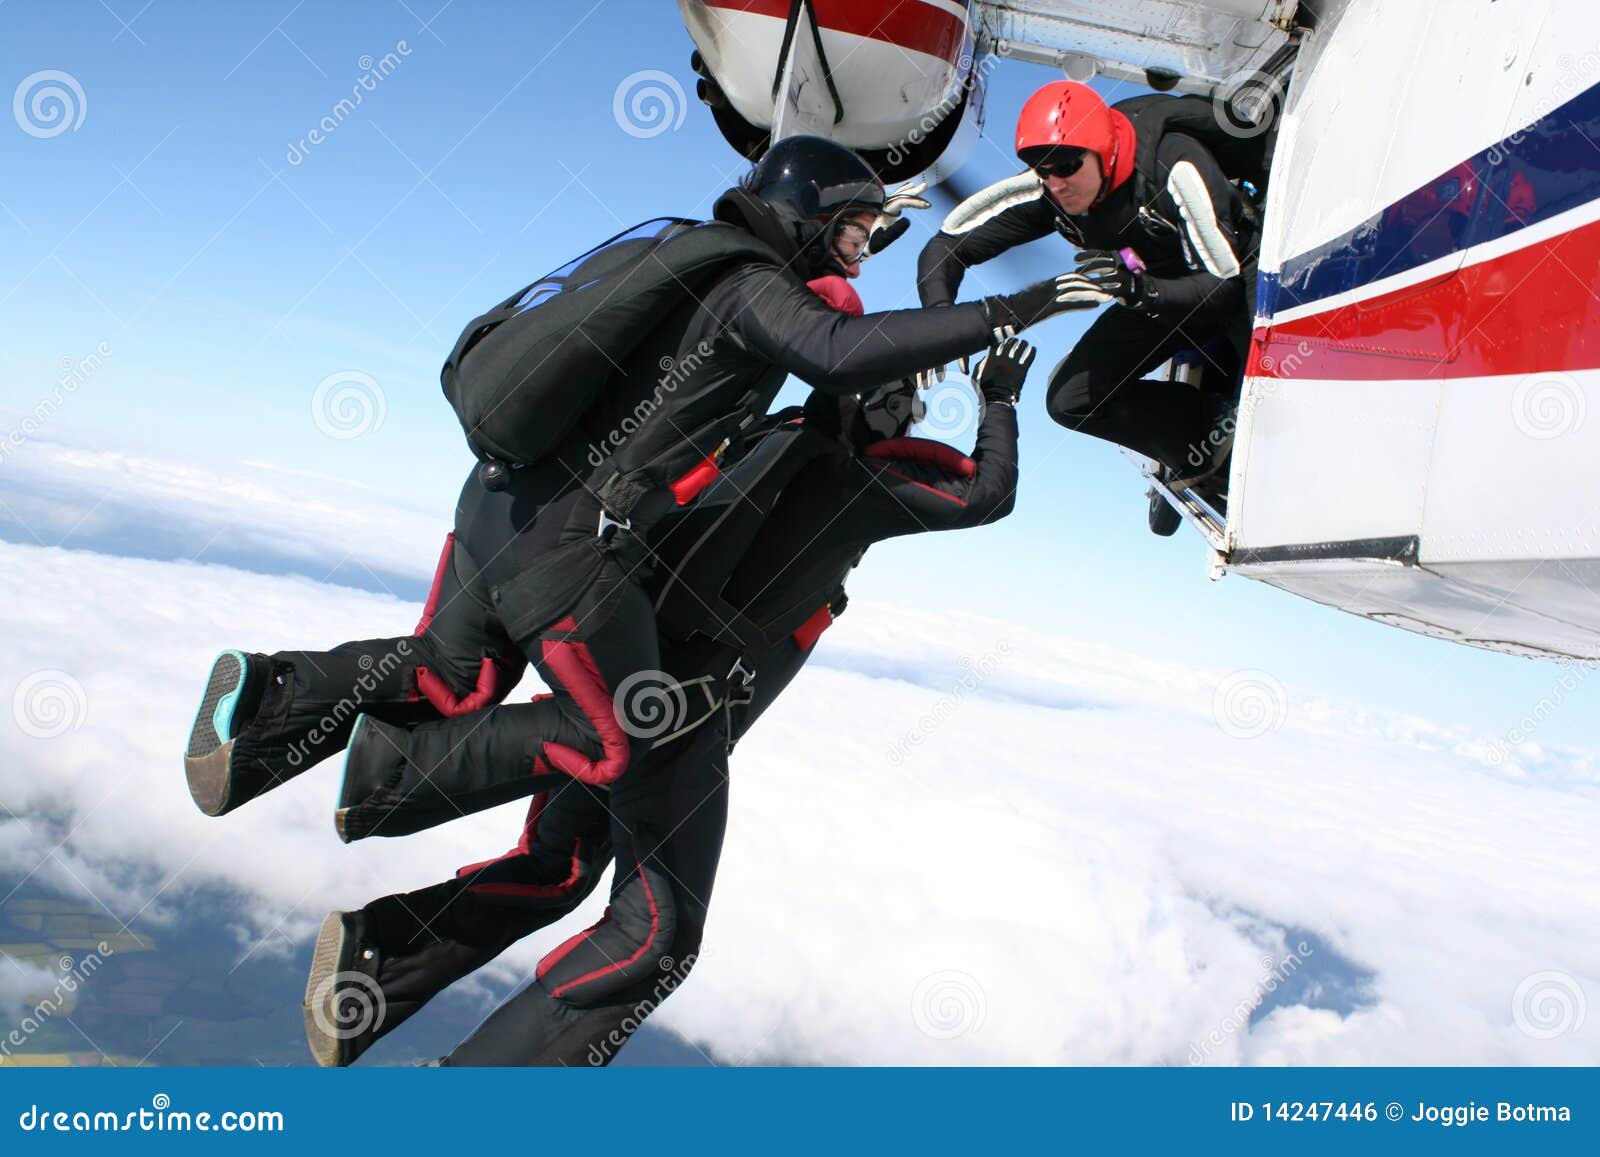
918, 79, 1261, 483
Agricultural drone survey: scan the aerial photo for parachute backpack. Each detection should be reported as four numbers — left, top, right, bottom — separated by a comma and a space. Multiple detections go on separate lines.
441, 218, 782, 468
1112, 93, 1276, 204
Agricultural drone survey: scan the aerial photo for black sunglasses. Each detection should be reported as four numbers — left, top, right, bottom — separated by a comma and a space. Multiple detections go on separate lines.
1031, 149, 1089, 180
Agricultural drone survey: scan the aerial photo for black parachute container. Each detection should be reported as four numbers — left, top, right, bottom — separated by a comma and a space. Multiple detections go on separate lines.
1113, 93, 1277, 203
441, 218, 781, 466
646, 417, 837, 650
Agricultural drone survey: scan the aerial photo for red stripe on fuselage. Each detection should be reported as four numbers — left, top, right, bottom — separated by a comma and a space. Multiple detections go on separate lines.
1254, 213, 1600, 382
702, 0, 965, 63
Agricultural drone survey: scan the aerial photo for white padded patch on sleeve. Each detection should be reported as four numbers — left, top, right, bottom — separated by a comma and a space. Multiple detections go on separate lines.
941, 172, 1045, 236
1168, 160, 1241, 279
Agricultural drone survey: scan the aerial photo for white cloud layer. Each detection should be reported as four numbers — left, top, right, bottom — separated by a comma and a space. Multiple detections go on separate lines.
3, 539, 1597, 1065
0, 436, 446, 594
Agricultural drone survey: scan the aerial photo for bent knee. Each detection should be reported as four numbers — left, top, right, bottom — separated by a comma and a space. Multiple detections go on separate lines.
535, 864, 679, 1007
1045, 383, 1094, 429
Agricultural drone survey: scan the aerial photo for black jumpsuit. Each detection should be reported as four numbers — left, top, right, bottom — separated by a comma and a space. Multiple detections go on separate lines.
222, 245, 1002, 835
917, 130, 1255, 470
336, 394, 1020, 1066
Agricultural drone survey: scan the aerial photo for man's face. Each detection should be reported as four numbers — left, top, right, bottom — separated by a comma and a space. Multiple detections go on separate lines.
1041, 150, 1104, 216
829, 210, 876, 279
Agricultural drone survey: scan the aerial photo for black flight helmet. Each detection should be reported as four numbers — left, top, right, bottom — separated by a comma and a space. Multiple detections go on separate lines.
741, 135, 885, 277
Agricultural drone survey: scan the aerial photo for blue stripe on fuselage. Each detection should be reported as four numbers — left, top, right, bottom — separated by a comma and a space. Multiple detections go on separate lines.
1270, 78, 1600, 317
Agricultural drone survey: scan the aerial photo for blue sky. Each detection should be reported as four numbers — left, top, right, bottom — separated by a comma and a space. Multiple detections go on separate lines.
2, 0, 1597, 751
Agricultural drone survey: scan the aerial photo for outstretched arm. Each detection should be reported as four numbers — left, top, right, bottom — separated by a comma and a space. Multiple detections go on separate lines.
917, 182, 1058, 307
723, 264, 995, 394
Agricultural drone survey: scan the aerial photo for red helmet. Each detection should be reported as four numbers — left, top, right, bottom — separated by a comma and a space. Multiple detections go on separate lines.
1014, 81, 1135, 202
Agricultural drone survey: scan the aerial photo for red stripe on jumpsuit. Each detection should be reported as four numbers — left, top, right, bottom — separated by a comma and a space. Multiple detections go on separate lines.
536, 845, 665, 1000
536, 616, 633, 786
411, 532, 523, 714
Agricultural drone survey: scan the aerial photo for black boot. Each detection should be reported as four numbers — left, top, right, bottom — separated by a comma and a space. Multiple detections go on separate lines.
335, 709, 571, 843
302, 883, 518, 1067
183, 650, 279, 816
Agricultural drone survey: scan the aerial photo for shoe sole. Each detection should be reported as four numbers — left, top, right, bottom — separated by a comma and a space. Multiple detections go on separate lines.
184, 742, 236, 816
183, 651, 251, 816
332, 715, 373, 843
336, 715, 372, 813
303, 912, 355, 1068
187, 650, 249, 759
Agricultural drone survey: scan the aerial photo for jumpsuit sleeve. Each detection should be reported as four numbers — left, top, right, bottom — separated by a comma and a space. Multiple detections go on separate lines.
916, 194, 1058, 307
723, 264, 996, 394
843, 396, 1020, 538
1138, 135, 1249, 328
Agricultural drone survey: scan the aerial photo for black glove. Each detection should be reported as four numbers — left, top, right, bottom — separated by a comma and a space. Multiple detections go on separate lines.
973, 338, 1036, 406
867, 216, 910, 255
1073, 250, 1150, 308
982, 271, 1110, 336
866, 179, 931, 256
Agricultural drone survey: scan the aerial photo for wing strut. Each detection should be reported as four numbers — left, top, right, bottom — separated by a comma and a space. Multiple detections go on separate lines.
770, 0, 845, 140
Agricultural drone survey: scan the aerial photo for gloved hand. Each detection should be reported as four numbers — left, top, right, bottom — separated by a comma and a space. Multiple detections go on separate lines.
982, 271, 1111, 335
973, 338, 1036, 405
1073, 249, 1150, 307
867, 178, 932, 255
913, 358, 970, 392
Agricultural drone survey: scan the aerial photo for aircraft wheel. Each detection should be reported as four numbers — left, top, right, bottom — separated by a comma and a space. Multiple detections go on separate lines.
1148, 488, 1182, 537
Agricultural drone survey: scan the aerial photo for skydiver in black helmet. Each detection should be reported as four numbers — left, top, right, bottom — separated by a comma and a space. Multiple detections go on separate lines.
301, 318, 1038, 1068
183, 136, 1091, 839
